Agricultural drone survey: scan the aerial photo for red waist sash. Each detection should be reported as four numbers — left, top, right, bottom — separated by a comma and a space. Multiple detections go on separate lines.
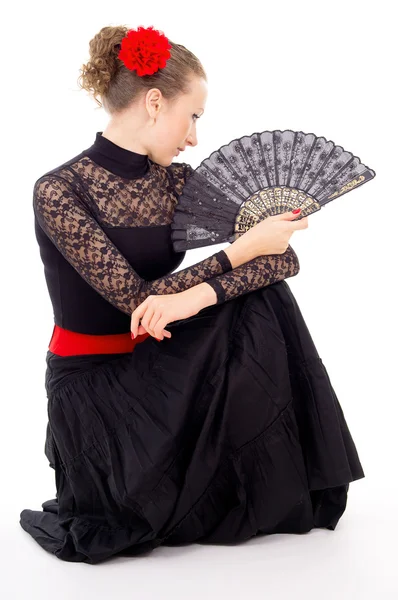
48, 324, 150, 356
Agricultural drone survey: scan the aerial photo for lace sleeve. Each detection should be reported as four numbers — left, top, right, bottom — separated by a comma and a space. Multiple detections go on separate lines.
166, 161, 195, 196
33, 175, 233, 315
203, 245, 300, 304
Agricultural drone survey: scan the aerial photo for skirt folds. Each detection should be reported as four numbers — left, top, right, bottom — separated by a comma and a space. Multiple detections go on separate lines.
20, 280, 365, 563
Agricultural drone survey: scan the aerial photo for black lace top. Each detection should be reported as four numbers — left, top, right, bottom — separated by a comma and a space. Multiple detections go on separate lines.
33, 132, 300, 334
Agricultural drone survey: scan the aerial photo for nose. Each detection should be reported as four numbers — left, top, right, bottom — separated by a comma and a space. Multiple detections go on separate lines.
186, 129, 198, 148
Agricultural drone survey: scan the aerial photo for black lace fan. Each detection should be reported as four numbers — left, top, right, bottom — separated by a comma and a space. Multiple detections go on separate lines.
170, 129, 376, 251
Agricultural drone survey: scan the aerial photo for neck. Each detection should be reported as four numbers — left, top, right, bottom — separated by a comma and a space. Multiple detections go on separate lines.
102, 114, 149, 156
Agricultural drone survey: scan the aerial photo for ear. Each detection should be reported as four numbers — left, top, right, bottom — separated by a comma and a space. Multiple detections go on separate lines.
146, 88, 163, 119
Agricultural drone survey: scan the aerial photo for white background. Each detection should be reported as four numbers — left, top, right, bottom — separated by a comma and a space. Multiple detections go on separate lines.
1, 0, 396, 598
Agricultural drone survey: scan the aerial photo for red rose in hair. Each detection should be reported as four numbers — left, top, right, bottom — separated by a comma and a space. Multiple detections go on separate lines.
118, 26, 171, 76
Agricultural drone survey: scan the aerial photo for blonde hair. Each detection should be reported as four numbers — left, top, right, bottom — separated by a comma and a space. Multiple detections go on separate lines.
77, 25, 207, 113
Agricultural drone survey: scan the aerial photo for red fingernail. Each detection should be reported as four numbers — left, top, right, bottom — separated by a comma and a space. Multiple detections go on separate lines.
292, 209, 301, 214
131, 333, 135, 339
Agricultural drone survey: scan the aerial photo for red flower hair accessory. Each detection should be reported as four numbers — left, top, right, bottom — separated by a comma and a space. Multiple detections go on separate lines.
118, 26, 171, 77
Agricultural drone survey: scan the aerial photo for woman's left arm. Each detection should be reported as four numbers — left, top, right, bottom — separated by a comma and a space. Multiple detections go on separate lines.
131, 245, 300, 340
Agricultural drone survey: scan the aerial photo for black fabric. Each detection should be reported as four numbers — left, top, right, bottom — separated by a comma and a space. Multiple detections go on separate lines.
32, 132, 232, 334
20, 281, 365, 564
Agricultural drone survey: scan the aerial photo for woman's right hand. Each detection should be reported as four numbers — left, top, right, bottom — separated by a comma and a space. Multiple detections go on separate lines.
239, 210, 309, 255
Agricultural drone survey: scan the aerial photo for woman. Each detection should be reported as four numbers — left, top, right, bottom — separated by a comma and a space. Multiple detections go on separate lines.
20, 25, 365, 564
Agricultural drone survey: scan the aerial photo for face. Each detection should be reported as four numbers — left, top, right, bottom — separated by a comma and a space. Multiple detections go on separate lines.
144, 76, 207, 166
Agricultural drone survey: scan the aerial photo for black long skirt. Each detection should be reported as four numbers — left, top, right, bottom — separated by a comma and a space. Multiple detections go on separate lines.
20, 280, 365, 564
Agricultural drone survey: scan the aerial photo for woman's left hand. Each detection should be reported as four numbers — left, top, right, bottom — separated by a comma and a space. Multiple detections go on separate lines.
130, 289, 202, 340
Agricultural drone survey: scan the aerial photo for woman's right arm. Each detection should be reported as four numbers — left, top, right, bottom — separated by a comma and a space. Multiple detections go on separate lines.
33, 175, 260, 315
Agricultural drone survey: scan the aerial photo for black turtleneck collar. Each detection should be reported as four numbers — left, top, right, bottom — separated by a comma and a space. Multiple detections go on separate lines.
84, 132, 151, 179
